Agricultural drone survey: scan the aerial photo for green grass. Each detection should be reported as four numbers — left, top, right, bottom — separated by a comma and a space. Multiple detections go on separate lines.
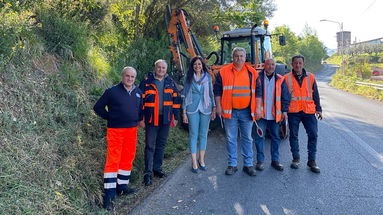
330, 69, 383, 102
0, 45, 189, 214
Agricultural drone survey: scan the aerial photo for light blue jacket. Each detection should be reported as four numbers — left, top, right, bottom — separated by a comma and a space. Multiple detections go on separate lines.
182, 73, 215, 114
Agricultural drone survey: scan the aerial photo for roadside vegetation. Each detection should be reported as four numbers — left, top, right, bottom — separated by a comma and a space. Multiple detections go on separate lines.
1, 0, 326, 214
327, 44, 383, 102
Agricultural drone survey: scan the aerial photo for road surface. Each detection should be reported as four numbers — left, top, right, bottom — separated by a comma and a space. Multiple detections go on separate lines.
130, 64, 383, 215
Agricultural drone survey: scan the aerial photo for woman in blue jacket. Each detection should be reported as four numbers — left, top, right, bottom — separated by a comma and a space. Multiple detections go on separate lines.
182, 56, 216, 173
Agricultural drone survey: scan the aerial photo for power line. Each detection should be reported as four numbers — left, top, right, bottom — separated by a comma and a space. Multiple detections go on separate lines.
361, 0, 377, 15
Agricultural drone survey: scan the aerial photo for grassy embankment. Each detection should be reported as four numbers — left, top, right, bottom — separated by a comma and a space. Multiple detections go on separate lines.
327, 54, 383, 102
0, 4, 188, 214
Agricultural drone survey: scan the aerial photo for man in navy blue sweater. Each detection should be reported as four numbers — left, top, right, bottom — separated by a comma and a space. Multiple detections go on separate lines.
94, 66, 143, 211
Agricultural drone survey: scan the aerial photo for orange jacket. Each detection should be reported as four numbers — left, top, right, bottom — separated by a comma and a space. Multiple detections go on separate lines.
216, 63, 262, 120
284, 71, 316, 114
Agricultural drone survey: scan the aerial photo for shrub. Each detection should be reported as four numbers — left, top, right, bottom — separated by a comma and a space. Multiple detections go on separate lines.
112, 34, 170, 83
0, 3, 35, 60
36, 9, 89, 60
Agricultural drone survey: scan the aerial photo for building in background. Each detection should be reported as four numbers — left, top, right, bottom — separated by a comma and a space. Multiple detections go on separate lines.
336, 31, 351, 55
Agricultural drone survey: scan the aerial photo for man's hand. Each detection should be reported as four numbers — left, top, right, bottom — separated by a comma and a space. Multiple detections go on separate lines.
316, 111, 323, 120
282, 112, 288, 120
216, 105, 222, 117
138, 120, 145, 128
215, 97, 222, 117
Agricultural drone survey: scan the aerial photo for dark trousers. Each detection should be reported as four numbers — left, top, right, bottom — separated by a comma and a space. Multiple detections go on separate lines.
144, 116, 170, 175
288, 112, 318, 161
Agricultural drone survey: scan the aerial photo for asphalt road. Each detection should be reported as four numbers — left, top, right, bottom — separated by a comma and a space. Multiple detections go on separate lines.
130, 64, 383, 215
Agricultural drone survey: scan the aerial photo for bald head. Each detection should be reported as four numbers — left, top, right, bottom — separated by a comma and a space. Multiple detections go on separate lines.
264, 58, 276, 76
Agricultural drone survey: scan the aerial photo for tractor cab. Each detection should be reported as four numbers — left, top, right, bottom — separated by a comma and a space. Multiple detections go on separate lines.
220, 26, 273, 66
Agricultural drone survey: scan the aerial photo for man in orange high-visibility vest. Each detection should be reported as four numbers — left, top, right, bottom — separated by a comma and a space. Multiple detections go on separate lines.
94, 67, 143, 210
214, 47, 262, 176
253, 58, 290, 172
284, 55, 323, 173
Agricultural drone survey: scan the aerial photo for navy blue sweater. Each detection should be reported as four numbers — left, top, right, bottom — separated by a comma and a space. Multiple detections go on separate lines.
93, 83, 143, 128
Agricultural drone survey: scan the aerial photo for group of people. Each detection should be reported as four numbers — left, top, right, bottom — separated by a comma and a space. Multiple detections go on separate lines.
93, 47, 323, 210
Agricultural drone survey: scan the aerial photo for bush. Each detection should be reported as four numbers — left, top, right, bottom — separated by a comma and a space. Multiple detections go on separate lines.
0, 3, 35, 60
36, 9, 89, 60
112, 34, 170, 83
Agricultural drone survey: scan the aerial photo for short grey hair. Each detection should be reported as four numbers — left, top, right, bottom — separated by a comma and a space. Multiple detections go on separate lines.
232, 47, 246, 57
154, 59, 168, 68
121, 66, 137, 76
265, 58, 275, 63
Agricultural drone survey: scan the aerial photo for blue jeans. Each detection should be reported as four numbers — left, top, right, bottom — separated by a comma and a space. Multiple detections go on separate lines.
253, 119, 281, 163
223, 108, 254, 167
187, 111, 211, 154
288, 112, 318, 161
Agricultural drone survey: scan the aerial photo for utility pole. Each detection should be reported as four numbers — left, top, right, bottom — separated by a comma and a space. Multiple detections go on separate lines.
320, 19, 345, 75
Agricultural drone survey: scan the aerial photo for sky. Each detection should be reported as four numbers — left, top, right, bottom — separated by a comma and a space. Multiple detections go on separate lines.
268, 0, 383, 50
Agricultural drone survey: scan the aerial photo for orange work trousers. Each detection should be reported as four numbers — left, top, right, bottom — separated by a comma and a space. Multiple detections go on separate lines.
104, 127, 138, 174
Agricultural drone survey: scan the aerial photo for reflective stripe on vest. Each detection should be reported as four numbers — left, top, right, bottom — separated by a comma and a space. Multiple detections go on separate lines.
219, 64, 260, 120
284, 72, 315, 114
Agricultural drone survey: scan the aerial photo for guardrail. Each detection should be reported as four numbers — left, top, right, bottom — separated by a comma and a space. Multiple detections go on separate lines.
355, 81, 383, 90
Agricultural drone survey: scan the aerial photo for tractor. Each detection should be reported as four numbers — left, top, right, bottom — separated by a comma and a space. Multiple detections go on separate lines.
165, 6, 288, 139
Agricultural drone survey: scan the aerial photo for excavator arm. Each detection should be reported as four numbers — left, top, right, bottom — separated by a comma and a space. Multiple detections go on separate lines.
165, 6, 206, 84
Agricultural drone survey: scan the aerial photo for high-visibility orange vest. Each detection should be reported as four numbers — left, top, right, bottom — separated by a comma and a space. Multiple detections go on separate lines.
284, 72, 316, 114
263, 73, 284, 122
220, 64, 261, 120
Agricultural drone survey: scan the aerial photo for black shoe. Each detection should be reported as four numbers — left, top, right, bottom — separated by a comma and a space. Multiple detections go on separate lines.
225, 166, 238, 175
242, 166, 256, 176
307, 160, 320, 173
255, 162, 264, 171
198, 161, 207, 171
153, 170, 167, 178
191, 167, 198, 173
103, 197, 114, 211
290, 158, 300, 169
271, 161, 284, 171
117, 187, 137, 196
143, 174, 152, 186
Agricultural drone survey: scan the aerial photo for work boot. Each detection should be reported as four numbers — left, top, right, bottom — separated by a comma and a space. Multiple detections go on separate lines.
143, 174, 152, 186
242, 166, 256, 176
255, 162, 264, 171
103, 197, 114, 211
290, 158, 300, 169
307, 160, 321, 173
117, 187, 137, 196
271, 161, 284, 171
225, 166, 238, 175
153, 170, 167, 178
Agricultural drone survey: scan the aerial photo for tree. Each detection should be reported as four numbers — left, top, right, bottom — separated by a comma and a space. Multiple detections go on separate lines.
272, 25, 299, 66
298, 25, 326, 71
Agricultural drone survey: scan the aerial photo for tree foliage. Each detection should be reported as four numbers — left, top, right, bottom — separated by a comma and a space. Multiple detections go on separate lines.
298, 25, 326, 71
272, 25, 299, 65
272, 25, 326, 71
